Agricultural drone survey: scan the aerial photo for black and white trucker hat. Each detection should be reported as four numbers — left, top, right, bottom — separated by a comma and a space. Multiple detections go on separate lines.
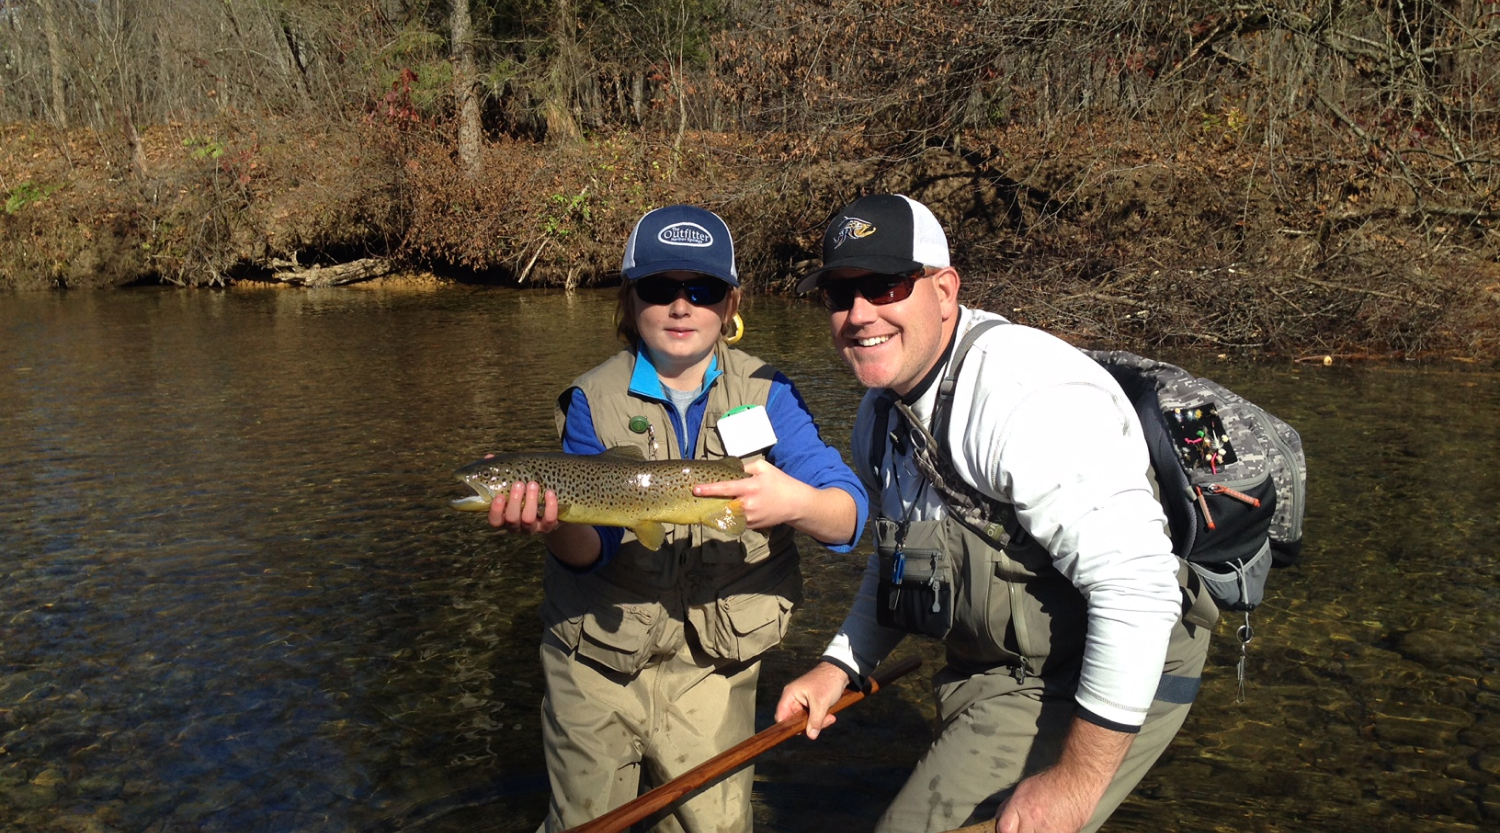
795, 194, 950, 293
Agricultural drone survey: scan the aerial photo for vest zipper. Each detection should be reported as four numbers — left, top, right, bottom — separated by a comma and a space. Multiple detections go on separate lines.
1195, 482, 1263, 532
928, 555, 942, 614
1006, 580, 1032, 681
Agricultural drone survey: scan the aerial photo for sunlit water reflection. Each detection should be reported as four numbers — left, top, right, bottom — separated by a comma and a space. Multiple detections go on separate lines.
1, 285, 1496, 832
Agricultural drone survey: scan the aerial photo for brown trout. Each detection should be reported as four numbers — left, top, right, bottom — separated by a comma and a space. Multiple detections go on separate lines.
449, 446, 749, 551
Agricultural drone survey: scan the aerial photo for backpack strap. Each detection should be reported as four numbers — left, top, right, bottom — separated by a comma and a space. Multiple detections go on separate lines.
931, 320, 1006, 442
866, 319, 1004, 482
888, 319, 1019, 550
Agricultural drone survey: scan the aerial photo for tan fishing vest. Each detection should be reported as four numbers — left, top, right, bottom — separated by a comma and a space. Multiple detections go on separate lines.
540, 343, 802, 675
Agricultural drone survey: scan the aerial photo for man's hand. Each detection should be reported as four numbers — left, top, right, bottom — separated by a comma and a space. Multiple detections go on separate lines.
774, 661, 853, 740
994, 718, 1132, 833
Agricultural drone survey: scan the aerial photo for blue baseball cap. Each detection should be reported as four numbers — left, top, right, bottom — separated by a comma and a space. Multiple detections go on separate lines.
621, 205, 739, 286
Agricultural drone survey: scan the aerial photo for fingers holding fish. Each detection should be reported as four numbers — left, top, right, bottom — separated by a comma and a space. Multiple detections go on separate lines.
691, 458, 798, 529
694, 457, 859, 546
489, 480, 560, 535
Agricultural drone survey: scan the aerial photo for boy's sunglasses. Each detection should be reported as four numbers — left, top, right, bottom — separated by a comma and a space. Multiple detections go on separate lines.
820, 271, 925, 312
633, 275, 730, 307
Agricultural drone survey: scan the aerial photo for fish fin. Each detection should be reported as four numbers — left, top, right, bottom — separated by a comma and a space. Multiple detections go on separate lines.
633, 522, 667, 551
705, 499, 747, 537
718, 456, 745, 472
601, 445, 647, 460
555, 501, 573, 521
449, 495, 492, 512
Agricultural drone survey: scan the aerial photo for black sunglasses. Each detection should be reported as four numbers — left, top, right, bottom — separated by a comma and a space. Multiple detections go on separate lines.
820, 271, 925, 312
633, 275, 731, 307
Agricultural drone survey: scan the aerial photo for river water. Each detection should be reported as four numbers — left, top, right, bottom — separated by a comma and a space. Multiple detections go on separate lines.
1, 285, 1496, 833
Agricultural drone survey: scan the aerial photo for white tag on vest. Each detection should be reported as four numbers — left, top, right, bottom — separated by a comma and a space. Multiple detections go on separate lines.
717, 404, 777, 457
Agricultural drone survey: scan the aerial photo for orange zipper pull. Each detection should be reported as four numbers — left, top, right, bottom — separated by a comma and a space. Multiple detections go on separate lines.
1206, 483, 1262, 507
1194, 486, 1216, 530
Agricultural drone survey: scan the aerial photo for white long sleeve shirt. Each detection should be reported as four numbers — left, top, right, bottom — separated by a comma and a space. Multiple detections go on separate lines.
823, 307, 1182, 729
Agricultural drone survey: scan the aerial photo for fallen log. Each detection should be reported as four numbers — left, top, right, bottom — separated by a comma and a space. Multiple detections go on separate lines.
271, 257, 392, 287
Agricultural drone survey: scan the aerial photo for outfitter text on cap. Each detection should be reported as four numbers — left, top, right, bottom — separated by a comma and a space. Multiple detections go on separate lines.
621, 205, 740, 285
795, 194, 949, 294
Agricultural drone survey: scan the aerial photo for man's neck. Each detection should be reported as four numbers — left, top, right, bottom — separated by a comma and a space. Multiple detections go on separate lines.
897, 314, 962, 404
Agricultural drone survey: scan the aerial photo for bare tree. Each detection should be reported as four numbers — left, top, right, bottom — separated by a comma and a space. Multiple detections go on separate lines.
452, 0, 482, 175
39, 0, 67, 127
542, 0, 582, 141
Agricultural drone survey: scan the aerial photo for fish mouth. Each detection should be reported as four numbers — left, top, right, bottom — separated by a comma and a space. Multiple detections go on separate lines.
449, 478, 495, 512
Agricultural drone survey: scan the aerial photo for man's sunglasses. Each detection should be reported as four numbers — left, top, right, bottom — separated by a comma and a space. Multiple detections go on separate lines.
633, 275, 731, 307
820, 271, 925, 312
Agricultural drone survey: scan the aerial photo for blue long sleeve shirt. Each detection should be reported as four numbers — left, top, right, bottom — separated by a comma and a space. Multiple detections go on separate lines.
558, 349, 868, 568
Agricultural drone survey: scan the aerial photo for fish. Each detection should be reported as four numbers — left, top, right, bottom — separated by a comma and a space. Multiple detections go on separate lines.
450, 446, 749, 551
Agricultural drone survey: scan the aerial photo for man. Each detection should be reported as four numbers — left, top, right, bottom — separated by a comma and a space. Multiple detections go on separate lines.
775, 194, 1214, 833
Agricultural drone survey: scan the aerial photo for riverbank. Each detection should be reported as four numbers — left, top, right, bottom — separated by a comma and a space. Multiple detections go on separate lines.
3, 118, 1497, 359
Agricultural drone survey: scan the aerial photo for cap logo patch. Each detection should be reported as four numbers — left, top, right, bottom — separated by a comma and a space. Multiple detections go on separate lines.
831, 216, 876, 249
657, 222, 714, 247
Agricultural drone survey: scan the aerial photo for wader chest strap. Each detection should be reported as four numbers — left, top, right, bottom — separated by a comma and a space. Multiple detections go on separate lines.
892, 319, 1017, 549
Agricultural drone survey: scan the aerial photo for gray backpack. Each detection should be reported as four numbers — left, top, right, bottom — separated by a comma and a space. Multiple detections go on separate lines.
876, 323, 1307, 693
876, 319, 1308, 615
1084, 350, 1307, 613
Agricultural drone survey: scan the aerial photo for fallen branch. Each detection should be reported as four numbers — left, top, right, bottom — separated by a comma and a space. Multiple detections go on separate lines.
1325, 205, 1500, 225
1299, 275, 1441, 309
1054, 291, 1152, 309
271, 257, 393, 287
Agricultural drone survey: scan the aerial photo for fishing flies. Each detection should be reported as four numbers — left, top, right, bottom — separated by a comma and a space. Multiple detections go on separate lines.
1166, 404, 1236, 473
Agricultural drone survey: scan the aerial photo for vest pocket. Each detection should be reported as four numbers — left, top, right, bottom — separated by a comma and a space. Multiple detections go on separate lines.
1188, 538, 1271, 612
576, 602, 662, 675
700, 591, 794, 662
874, 518, 956, 639
693, 556, 801, 662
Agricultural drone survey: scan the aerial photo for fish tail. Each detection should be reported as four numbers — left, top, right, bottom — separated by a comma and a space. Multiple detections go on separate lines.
703, 499, 747, 537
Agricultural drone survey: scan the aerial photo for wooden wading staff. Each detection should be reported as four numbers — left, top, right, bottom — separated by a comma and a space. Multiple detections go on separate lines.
559, 656, 924, 833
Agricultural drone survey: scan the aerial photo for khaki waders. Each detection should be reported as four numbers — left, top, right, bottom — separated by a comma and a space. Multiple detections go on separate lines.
538, 345, 801, 833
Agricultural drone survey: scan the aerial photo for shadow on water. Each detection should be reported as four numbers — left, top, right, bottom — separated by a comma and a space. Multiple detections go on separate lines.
1, 286, 1497, 832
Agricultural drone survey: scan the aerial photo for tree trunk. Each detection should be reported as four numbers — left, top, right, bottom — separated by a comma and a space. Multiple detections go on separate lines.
40, 0, 68, 129
451, 0, 482, 176
632, 72, 646, 126
543, 0, 582, 142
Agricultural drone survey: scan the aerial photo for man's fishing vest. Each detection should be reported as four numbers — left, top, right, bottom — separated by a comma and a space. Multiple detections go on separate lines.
541, 343, 802, 675
858, 321, 1213, 680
